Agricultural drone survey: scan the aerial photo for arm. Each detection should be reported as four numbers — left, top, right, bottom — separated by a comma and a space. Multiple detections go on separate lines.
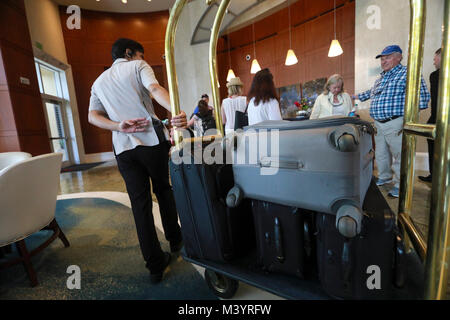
419, 75, 431, 110
357, 89, 371, 102
88, 110, 149, 133
140, 62, 187, 128
186, 116, 195, 128
309, 96, 321, 119
221, 104, 227, 125
268, 100, 283, 121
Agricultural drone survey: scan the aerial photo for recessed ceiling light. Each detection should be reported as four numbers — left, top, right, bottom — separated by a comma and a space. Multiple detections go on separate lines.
122, 0, 127, 3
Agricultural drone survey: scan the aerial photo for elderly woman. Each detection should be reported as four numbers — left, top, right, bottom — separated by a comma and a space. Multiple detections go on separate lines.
221, 77, 247, 134
309, 74, 353, 119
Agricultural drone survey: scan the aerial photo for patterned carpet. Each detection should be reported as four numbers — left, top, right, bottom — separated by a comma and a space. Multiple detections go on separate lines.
0, 198, 217, 300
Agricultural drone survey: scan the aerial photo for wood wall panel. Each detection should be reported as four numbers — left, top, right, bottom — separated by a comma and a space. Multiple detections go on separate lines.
8, 91, 48, 134
219, 1, 355, 100
0, 43, 40, 93
0, 0, 51, 155
0, 91, 16, 132
0, 135, 21, 152
59, 7, 170, 154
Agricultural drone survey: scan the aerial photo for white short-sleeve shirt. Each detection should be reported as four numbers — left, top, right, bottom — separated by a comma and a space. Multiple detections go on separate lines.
89, 58, 168, 155
247, 97, 282, 126
222, 96, 247, 130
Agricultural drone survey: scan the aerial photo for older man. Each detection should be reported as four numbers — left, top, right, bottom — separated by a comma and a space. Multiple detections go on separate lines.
355, 45, 430, 198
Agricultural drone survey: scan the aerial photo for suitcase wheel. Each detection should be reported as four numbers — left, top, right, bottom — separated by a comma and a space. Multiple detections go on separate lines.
204, 269, 239, 299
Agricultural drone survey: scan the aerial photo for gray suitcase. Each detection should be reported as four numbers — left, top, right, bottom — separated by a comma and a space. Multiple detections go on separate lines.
226, 116, 374, 236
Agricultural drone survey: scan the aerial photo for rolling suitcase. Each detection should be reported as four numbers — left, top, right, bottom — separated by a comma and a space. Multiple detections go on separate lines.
251, 200, 311, 278
230, 116, 375, 219
315, 180, 399, 299
169, 145, 255, 263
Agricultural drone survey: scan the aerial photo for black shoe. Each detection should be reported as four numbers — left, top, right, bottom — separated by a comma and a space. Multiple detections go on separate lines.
149, 252, 171, 284
170, 240, 183, 253
418, 175, 432, 182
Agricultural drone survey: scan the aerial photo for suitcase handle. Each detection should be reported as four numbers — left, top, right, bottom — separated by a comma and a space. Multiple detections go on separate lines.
363, 149, 375, 170
274, 217, 285, 263
260, 157, 304, 169
342, 240, 353, 285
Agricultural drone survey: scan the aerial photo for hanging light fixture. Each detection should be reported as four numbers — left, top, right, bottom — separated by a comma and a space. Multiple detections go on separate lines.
328, 0, 343, 57
250, 22, 261, 74
285, 0, 298, 66
226, 34, 236, 82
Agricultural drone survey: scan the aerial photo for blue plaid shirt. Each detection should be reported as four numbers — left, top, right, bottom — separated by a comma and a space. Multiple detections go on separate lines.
358, 64, 430, 121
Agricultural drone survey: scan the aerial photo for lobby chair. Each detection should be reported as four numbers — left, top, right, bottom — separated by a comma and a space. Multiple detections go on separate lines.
0, 152, 32, 171
0, 152, 32, 258
0, 153, 70, 287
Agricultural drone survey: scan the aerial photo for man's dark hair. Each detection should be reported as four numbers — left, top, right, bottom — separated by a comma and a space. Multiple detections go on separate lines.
111, 38, 144, 61
248, 68, 279, 106
436, 48, 442, 55
201, 94, 209, 99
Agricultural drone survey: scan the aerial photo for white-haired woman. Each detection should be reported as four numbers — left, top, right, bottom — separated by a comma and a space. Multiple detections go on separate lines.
309, 74, 353, 119
221, 77, 247, 134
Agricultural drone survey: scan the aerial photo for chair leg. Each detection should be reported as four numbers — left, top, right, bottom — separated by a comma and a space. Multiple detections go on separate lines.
49, 219, 70, 248
16, 240, 38, 287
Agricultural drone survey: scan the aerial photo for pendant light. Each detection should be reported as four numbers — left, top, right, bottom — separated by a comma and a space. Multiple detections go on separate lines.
226, 34, 236, 82
328, 0, 343, 57
250, 22, 261, 74
285, 0, 298, 66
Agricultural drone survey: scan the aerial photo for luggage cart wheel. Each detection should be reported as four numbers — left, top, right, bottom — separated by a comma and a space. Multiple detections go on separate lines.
204, 269, 238, 299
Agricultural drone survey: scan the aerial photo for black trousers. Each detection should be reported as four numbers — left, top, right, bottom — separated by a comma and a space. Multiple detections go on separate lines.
427, 138, 434, 175
116, 143, 182, 272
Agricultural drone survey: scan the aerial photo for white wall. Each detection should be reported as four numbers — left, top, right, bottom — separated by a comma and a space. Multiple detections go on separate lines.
174, 0, 213, 117
355, 0, 444, 155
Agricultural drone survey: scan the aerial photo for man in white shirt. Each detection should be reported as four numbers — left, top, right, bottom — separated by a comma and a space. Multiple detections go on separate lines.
88, 38, 186, 283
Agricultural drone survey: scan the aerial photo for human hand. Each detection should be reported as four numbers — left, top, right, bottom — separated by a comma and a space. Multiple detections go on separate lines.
171, 110, 187, 129
118, 118, 150, 133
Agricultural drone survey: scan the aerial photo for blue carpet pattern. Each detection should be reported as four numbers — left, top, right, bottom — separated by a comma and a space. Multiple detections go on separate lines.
0, 198, 217, 300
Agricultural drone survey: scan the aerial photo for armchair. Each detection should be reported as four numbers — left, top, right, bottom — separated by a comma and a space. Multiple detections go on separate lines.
0, 153, 70, 287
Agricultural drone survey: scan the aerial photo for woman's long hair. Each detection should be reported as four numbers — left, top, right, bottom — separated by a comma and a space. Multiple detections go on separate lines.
248, 68, 279, 106
197, 100, 210, 118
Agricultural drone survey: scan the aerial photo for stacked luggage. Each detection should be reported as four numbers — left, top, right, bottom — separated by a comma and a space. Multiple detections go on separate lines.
169, 116, 405, 300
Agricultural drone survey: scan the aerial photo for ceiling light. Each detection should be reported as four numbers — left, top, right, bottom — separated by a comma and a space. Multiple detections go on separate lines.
328, 0, 343, 57
251, 59, 261, 74
250, 22, 261, 74
226, 35, 237, 82
122, 0, 127, 4
285, 0, 298, 66
226, 69, 236, 82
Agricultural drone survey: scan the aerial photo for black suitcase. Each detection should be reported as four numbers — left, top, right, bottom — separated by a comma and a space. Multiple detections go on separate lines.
252, 200, 312, 279
169, 148, 255, 263
315, 180, 398, 299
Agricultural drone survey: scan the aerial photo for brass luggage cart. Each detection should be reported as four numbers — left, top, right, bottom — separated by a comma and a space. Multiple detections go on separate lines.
165, 0, 449, 299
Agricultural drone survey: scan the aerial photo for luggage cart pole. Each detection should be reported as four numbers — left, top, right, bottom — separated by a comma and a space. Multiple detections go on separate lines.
208, 0, 230, 137
424, 0, 450, 300
165, 0, 188, 147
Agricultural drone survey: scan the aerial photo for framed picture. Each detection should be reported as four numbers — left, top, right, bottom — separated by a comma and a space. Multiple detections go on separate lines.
302, 77, 327, 106
278, 84, 301, 118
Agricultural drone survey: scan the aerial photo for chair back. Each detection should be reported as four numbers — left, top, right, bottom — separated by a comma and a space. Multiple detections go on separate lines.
0, 153, 62, 246
0, 152, 32, 171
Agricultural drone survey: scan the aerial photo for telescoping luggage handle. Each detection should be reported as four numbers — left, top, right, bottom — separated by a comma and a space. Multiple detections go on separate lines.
247, 116, 375, 134
260, 157, 304, 170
